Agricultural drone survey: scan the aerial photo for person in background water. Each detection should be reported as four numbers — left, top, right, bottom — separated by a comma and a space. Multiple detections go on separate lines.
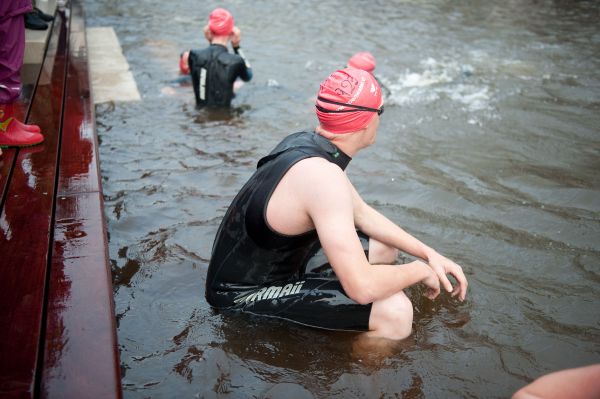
206, 67, 467, 340
179, 51, 191, 76
348, 51, 391, 98
24, 0, 54, 30
185, 8, 252, 108
0, 0, 44, 150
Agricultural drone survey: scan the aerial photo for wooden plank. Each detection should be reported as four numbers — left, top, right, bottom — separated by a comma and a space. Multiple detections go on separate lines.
0, 147, 16, 209
0, 66, 40, 215
41, 1, 122, 397
43, 193, 121, 398
52, 0, 99, 195
0, 9, 69, 398
0, 4, 46, 200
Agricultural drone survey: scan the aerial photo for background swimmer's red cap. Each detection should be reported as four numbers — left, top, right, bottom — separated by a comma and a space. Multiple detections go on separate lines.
179, 51, 190, 74
315, 68, 382, 134
348, 52, 376, 73
208, 8, 234, 36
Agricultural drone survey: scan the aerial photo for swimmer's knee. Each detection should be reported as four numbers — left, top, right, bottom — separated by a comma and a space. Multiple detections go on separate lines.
368, 291, 413, 340
368, 238, 398, 265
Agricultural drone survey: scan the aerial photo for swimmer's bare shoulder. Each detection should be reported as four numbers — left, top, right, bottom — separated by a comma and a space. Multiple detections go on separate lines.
267, 157, 351, 235
286, 157, 349, 195
288, 157, 355, 226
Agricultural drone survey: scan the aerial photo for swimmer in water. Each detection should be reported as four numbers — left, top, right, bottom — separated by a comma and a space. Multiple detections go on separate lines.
206, 67, 467, 340
183, 8, 252, 108
347, 51, 391, 98
179, 50, 190, 76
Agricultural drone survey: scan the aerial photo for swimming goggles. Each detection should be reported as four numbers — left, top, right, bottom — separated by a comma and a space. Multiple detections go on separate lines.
316, 97, 384, 116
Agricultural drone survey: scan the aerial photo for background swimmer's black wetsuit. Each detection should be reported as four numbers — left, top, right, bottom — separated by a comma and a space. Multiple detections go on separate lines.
189, 44, 252, 107
206, 131, 372, 331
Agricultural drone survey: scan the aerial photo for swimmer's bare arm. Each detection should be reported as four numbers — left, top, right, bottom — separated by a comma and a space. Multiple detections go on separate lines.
512, 364, 600, 399
348, 180, 468, 301
230, 27, 252, 79
298, 160, 440, 304
231, 26, 241, 48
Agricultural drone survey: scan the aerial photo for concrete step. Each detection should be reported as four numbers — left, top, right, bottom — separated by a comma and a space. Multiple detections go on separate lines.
87, 27, 141, 103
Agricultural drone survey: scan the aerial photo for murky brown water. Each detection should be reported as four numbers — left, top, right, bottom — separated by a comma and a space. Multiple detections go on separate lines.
84, 0, 600, 397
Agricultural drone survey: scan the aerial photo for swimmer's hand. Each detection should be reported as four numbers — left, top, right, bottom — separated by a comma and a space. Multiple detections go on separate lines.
231, 26, 241, 48
203, 24, 213, 43
420, 262, 441, 300
427, 252, 468, 301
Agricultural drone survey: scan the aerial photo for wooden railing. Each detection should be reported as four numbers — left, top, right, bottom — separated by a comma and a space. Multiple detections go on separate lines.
0, 1, 122, 397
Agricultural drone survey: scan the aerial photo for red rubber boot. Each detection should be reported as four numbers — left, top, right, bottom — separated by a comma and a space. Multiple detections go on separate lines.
0, 110, 41, 133
0, 117, 44, 147
13, 118, 42, 133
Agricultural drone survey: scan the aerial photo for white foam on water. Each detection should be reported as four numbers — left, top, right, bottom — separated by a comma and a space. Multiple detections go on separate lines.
385, 57, 493, 113
448, 84, 492, 112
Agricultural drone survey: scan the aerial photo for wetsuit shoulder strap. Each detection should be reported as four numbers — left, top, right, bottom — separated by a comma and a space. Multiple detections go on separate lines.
257, 131, 351, 170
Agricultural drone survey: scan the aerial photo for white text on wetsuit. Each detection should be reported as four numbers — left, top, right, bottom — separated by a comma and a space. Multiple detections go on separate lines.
234, 281, 305, 304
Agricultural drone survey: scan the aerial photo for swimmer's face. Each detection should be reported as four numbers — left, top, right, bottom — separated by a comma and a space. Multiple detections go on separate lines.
364, 99, 384, 146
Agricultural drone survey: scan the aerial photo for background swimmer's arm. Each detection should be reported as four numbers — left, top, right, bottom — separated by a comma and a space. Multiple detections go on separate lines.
348, 181, 468, 301
299, 161, 440, 304
188, 52, 202, 102
203, 24, 212, 43
234, 48, 253, 81
231, 26, 252, 81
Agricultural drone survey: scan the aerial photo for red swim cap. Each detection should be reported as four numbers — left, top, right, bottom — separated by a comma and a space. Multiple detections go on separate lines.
179, 51, 190, 74
348, 52, 376, 73
315, 68, 382, 134
208, 8, 234, 36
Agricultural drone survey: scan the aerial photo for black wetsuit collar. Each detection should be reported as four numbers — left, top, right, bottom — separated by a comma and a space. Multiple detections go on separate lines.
257, 131, 352, 171
312, 132, 352, 170
209, 43, 228, 50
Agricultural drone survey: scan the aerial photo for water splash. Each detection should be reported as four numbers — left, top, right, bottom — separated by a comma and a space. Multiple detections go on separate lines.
385, 57, 493, 113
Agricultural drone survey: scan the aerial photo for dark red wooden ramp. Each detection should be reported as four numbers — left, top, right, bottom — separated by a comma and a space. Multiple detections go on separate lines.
0, 1, 122, 398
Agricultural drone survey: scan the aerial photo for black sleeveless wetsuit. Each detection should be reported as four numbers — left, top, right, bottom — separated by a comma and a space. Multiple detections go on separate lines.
189, 44, 252, 107
206, 131, 372, 331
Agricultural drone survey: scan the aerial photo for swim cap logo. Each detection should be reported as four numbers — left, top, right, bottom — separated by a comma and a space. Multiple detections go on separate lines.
234, 281, 305, 304
334, 76, 359, 97
332, 76, 366, 110
348, 76, 366, 106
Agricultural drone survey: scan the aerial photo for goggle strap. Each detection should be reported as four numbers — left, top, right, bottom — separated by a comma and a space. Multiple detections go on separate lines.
316, 96, 379, 113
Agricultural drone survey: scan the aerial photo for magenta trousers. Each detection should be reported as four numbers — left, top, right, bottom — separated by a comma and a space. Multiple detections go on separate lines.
0, 14, 26, 103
